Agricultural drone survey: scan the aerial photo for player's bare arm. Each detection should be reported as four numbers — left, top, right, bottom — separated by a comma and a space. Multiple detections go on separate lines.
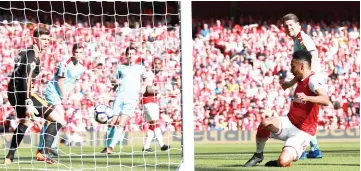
281, 78, 297, 90
296, 88, 329, 106
282, 51, 320, 90
282, 50, 320, 90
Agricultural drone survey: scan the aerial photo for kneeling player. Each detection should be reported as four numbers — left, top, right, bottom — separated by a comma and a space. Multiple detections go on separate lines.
142, 58, 170, 152
281, 13, 323, 159
244, 50, 329, 167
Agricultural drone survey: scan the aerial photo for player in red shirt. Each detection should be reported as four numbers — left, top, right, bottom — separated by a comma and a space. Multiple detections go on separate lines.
280, 13, 323, 159
142, 58, 170, 152
244, 50, 330, 167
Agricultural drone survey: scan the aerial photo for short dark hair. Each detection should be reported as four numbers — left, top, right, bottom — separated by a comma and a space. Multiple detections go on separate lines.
282, 13, 299, 23
125, 47, 136, 56
33, 27, 50, 37
292, 50, 312, 66
152, 57, 162, 68
72, 43, 84, 52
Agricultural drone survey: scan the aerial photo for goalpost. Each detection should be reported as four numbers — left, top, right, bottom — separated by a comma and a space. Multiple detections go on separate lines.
178, 1, 194, 171
0, 1, 194, 170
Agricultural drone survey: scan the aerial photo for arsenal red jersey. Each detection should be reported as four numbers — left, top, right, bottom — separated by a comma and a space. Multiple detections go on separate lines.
288, 73, 326, 136
142, 70, 159, 104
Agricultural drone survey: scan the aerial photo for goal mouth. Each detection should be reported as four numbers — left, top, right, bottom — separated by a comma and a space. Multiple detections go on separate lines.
1, 1, 193, 171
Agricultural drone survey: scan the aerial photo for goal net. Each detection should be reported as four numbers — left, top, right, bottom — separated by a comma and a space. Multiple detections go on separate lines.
0, 1, 194, 170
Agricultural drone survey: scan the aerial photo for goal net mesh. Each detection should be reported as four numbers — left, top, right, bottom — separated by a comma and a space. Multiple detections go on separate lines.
0, 1, 182, 170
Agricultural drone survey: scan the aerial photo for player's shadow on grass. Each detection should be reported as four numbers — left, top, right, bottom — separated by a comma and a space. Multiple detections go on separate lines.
221, 164, 247, 167
196, 166, 260, 171
196, 149, 360, 156
220, 164, 267, 169
299, 163, 360, 167
195, 151, 279, 155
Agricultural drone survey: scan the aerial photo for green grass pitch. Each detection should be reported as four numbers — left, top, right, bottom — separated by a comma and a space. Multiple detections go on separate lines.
0, 141, 359, 171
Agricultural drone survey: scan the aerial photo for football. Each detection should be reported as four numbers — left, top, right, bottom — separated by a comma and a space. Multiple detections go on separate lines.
94, 104, 113, 124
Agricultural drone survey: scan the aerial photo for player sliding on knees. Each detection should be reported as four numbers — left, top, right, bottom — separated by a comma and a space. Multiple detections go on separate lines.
142, 58, 170, 152
244, 50, 330, 167
3, 27, 65, 164
280, 13, 323, 159
100, 47, 147, 154
36, 43, 86, 157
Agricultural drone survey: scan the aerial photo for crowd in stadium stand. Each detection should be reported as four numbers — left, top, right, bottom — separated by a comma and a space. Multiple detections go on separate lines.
192, 18, 360, 131
0, 16, 359, 137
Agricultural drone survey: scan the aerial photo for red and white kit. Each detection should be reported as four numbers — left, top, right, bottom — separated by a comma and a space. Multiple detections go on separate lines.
142, 70, 161, 122
271, 73, 326, 160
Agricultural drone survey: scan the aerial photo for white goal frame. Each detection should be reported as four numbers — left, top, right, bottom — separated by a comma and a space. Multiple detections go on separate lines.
177, 1, 194, 171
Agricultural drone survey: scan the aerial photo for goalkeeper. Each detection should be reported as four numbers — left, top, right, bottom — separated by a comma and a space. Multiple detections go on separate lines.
3, 27, 64, 165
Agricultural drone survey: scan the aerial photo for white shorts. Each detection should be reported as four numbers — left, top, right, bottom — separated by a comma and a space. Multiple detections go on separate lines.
143, 103, 159, 122
270, 116, 313, 160
112, 99, 137, 117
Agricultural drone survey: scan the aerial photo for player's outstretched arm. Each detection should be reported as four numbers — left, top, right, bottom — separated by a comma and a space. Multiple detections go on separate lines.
281, 77, 297, 90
